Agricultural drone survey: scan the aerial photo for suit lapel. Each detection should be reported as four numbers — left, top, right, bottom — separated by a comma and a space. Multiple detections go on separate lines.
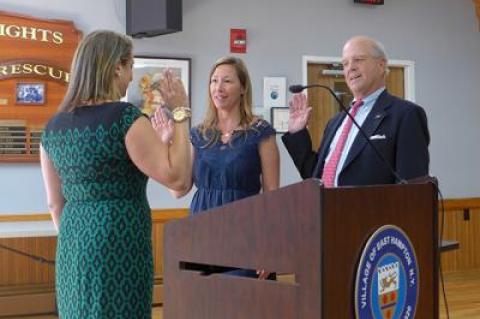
341, 91, 393, 173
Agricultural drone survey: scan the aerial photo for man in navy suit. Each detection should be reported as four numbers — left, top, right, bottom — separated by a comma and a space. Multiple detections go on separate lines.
282, 36, 429, 186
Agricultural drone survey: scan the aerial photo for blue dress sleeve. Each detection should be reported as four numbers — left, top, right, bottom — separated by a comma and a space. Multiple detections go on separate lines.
190, 126, 202, 148
251, 119, 276, 143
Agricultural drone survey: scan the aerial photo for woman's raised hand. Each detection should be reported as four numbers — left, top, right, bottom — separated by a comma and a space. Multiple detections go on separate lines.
151, 106, 174, 145
157, 69, 188, 110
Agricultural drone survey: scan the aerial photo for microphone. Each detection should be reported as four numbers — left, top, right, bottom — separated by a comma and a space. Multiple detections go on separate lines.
288, 84, 406, 184
288, 85, 308, 94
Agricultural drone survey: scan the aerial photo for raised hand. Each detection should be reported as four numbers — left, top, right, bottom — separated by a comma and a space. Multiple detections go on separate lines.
287, 93, 312, 134
151, 106, 174, 145
156, 69, 188, 110
256, 269, 270, 280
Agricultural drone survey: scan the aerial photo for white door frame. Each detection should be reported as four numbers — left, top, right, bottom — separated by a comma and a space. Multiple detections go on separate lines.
302, 55, 416, 102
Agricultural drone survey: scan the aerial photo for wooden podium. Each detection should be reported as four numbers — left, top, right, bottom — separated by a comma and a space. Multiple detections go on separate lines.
163, 179, 438, 318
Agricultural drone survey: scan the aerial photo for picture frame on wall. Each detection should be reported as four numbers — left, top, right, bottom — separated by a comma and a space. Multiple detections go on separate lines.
15, 83, 46, 105
263, 77, 286, 108
126, 56, 191, 116
270, 107, 289, 133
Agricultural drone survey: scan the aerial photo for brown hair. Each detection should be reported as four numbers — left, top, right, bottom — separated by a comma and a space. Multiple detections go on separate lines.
58, 30, 133, 112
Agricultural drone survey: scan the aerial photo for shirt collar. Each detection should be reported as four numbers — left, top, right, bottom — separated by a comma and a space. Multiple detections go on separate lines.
352, 87, 385, 106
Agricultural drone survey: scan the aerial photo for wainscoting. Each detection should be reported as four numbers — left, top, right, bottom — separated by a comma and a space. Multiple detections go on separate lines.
0, 209, 188, 317
440, 198, 480, 272
0, 197, 479, 317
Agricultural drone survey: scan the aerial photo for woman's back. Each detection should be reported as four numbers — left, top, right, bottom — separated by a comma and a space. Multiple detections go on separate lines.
43, 102, 147, 201
41, 102, 153, 318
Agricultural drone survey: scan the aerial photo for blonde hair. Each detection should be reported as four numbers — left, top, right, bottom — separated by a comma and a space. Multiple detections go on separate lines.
198, 56, 254, 146
59, 30, 133, 112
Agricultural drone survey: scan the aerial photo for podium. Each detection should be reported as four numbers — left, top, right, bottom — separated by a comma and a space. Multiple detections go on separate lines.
164, 179, 438, 318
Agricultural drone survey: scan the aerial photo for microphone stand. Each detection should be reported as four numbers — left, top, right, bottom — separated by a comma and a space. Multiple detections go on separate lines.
291, 84, 406, 184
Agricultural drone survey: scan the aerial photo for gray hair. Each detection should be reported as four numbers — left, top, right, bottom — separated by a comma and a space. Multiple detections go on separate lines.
361, 37, 389, 76
371, 39, 390, 76
370, 39, 388, 61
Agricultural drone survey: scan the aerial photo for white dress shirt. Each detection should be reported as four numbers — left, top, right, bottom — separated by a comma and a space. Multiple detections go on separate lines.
324, 87, 385, 186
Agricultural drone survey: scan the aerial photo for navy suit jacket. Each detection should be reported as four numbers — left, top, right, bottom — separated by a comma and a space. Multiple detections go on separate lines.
282, 90, 430, 186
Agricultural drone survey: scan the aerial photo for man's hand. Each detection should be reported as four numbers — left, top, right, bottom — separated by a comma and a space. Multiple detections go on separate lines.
288, 93, 312, 134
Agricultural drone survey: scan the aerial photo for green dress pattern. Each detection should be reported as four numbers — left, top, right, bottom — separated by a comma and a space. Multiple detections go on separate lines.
41, 102, 152, 318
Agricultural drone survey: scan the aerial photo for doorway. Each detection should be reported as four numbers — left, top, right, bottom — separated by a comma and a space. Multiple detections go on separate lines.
302, 56, 415, 149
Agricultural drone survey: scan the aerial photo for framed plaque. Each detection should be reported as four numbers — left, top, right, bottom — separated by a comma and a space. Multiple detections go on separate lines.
270, 107, 289, 133
0, 10, 81, 162
15, 83, 46, 105
263, 77, 286, 108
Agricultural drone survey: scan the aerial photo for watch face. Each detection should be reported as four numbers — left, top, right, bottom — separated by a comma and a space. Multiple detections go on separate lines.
173, 111, 184, 121
172, 107, 191, 122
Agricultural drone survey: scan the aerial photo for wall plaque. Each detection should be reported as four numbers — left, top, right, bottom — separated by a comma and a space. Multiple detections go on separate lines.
0, 11, 82, 162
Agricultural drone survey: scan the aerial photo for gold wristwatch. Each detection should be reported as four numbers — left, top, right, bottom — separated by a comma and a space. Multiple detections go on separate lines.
171, 106, 192, 123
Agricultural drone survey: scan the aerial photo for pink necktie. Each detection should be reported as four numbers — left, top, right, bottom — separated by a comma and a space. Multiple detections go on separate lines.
321, 100, 364, 188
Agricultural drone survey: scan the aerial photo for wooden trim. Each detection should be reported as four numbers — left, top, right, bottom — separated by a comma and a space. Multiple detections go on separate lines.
153, 282, 163, 306
441, 198, 480, 211
474, 0, 480, 29
0, 284, 55, 317
2, 198, 480, 223
0, 214, 51, 222
0, 282, 164, 316
0, 208, 189, 223
151, 208, 188, 223
0, 198, 477, 315
0, 208, 186, 316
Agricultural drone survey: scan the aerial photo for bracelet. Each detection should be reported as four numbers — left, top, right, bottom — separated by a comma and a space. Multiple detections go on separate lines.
172, 106, 192, 123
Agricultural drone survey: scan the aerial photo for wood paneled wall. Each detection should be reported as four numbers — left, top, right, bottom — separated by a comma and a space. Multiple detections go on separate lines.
0, 198, 478, 316
440, 198, 480, 273
0, 209, 188, 317
0, 236, 57, 317
0, 236, 56, 286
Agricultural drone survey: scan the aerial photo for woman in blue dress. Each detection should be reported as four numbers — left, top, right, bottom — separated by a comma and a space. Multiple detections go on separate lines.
170, 56, 280, 279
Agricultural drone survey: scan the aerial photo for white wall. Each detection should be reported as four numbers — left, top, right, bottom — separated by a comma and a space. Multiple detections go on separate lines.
1, 0, 479, 214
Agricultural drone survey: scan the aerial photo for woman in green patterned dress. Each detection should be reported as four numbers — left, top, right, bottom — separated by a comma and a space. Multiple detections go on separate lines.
40, 30, 191, 318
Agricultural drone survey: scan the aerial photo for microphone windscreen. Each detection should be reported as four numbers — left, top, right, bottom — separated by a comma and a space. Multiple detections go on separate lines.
288, 85, 305, 93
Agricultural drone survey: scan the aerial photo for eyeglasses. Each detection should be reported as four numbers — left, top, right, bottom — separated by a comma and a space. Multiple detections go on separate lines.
341, 55, 380, 69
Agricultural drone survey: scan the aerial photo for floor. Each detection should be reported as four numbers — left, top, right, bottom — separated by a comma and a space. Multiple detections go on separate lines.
6, 270, 480, 318
439, 269, 480, 318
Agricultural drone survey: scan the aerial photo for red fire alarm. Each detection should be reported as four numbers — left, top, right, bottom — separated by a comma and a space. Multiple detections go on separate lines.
230, 29, 247, 53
